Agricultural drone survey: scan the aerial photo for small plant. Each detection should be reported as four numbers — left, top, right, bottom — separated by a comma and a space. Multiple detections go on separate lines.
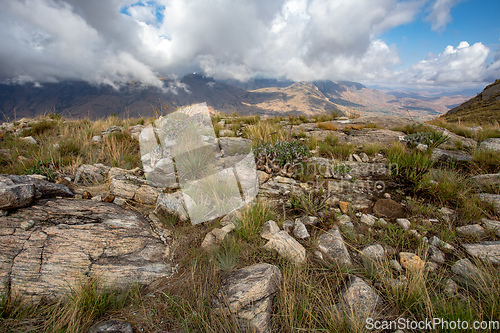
403, 131, 450, 150
243, 121, 288, 145
289, 189, 328, 216
234, 201, 275, 241
24, 160, 57, 181
387, 147, 434, 188
254, 140, 311, 173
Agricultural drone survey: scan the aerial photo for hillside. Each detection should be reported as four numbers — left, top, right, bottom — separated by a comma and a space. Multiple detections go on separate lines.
443, 79, 500, 124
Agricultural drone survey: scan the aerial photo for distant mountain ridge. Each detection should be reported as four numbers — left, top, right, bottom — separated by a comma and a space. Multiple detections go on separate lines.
443, 79, 500, 124
0, 74, 469, 121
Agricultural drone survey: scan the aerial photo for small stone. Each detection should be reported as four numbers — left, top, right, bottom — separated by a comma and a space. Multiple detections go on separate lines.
451, 258, 482, 283
456, 224, 486, 238
260, 220, 281, 240
400, 252, 424, 270
293, 219, 310, 239
201, 232, 217, 249
416, 143, 428, 151
361, 244, 386, 271
439, 207, 455, 219
383, 193, 391, 199
444, 278, 458, 297
113, 197, 126, 206
337, 214, 352, 226
0, 210, 8, 217
430, 236, 455, 251
462, 241, 500, 265
352, 153, 362, 162
91, 195, 103, 202
396, 218, 410, 230
221, 223, 236, 233
102, 194, 115, 203
481, 218, 500, 237
264, 231, 307, 265
88, 319, 133, 333
282, 220, 294, 234
376, 218, 388, 227
428, 245, 445, 265
91, 135, 102, 143
82, 190, 92, 199
360, 214, 377, 226
338, 201, 350, 214
359, 152, 369, 162
20, 136, 38, 144
425, 262, 438, 272
372, 198, 406, 219
316, 226, 352, 267
389, 259, 402, 272
211, 228, 229, 242
301, 216, 319, 226
20, 219, 35, 231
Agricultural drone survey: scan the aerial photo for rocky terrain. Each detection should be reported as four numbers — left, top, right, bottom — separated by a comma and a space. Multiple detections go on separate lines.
1, 111, 500, 332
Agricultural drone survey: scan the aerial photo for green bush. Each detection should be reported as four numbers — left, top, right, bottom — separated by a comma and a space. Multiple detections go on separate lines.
254, 140, 311, 168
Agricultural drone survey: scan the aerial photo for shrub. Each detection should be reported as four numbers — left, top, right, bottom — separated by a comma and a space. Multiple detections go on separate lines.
254, 140, 311, 168
243, 121, 288, 145
24, 160, 57, 182
403, 131, 450, 150
317, 122, 339, 131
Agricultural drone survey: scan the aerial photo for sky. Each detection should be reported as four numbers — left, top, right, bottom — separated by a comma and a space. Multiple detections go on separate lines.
0, 0, 499, 93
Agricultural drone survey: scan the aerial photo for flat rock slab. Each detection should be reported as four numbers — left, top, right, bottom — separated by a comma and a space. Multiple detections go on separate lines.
462, 241, 500, 265
0, 198, 173, 301
478, 193, 500, 214
342, 128, 405, 146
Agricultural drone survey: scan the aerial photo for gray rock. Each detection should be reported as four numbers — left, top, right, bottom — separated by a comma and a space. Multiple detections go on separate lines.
396, 218, 411, 230
20, 136, 38, 144
74, 164, 108, 184
431, 148, 472, 162
470, 173, 500, 191
339, 276, 381, 320
1, 174, 73, 199
91, 135, 102, 143
88, 319, 133, 333
456, 224, 486, 238
444, 278, 458, 297
293, 219, 310, 239
359, 152, 369, 162
478, 193, 500, 214
301, 216, 319, 226
361, 244, 386, 271
101, 125, 124, 136
316, 226, 352, 267
264, 231, 306, 265
480, 138, 500, 152
155, 192, 189, 222
481, 218, 500, 237
389, 259, 402, 272
129, 124, 146, 140
430, 236, 455, 251
260, 220, 281, 240
212, 263, 282, 333
110, 174, 161, 205
451, 258, 482, 284
282, 220, 295, 234
0, 198, 173, 301
462, 241, 500, 264
428, 245, 446, 265
360, 214, 377, 226
0, 184, 35, 209
219, 137, 252, 156
352, 153, 362, 162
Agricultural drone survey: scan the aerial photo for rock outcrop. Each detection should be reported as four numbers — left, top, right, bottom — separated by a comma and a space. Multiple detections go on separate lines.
0, 198, 173, 301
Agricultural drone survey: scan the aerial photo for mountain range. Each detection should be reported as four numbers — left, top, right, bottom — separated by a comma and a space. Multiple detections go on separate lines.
0, 74, 469, 121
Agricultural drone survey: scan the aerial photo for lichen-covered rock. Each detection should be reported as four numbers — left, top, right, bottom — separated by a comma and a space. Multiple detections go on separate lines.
316, 226, 352, 267
0, 198, 173, 301
212, 263, 282, 333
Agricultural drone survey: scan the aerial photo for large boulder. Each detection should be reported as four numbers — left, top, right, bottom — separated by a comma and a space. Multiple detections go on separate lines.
0, 198, 173, 301
480, 138, 500, 152
212, 263, 282, 333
